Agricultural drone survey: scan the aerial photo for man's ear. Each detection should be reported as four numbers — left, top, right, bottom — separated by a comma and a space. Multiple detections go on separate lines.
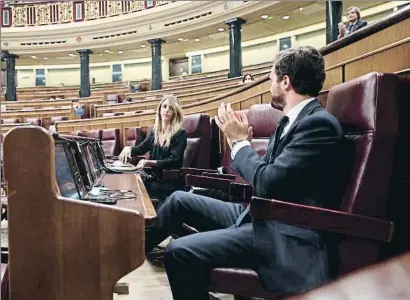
282, 75, 293, 91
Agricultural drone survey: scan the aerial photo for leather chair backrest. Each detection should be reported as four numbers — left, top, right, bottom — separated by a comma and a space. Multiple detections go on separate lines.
86, 129, 102, 140
106, 94, 120, 104
326, 72, 399, 275
125, 127, 145, 147
50, 116, 69, 125
1, 119, 20, 124
101, 128, 121, 156
327, 73, 399, 217
221, 105, 283, 181
181, 114, 212, 169
24, 118, 41, 126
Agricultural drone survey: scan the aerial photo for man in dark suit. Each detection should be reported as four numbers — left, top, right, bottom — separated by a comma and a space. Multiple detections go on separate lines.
338, 6, 368, 39
145, 46, 348, 300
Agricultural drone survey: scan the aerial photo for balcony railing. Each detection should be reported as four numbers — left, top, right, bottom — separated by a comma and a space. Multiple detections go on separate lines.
0, 0, 171, 27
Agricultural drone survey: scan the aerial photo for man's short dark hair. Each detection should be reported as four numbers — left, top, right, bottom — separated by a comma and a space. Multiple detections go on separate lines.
274, 46, 326, 97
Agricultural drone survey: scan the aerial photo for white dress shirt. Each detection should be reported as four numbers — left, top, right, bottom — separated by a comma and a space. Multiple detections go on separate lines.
231, 98, 316, 160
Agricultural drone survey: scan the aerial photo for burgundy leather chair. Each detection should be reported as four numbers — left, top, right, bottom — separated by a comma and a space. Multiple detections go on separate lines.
50, 116, 69, 125
125, 127, 145, 147
182, 114, 212, 169
1, 118, 20, 124
203, 72, 400, 299
106, 94, 120, 104
24, 118, 41, 126
101, 128, 121, 156
85, 129, 102, 140
220, 105, 283, 182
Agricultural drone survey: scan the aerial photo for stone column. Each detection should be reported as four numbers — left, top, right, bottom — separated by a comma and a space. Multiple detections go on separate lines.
326, 1, 343, 44
225, 17, 246, 78
148, 39, 165, 90
2, 51, 19, 101
77, 49, 92, 98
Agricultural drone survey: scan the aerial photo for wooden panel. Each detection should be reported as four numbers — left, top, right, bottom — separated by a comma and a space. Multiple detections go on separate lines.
345, 41, 410, 81
3, 126, 145, 300
323, 67, 343, 90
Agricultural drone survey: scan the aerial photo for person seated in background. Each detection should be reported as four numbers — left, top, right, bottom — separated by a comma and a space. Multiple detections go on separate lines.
144, 46, 350, 300
241, 73, 254, 84
91, 77, 96, 84
118, 95, 187, 202
338, 6, 367, 39
72, 100, 84, 118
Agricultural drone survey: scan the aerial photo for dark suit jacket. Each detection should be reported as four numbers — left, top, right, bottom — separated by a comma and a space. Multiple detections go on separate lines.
231, 99, 348, 293
346, 20, 367, 35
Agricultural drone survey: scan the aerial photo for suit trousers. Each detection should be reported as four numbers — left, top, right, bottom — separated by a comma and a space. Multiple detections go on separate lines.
145, 191, 256, 300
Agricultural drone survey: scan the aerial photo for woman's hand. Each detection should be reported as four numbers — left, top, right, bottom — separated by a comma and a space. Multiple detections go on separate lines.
119, 146, 132, 163
136, 159, 149, 169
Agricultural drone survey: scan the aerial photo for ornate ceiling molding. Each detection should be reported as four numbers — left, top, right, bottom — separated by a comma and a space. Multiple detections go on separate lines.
2, 1, 279, 55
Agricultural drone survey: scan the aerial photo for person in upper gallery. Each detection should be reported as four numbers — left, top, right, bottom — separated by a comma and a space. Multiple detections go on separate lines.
241, 73, 254, 84
338, 6, 368, 39
144, 46, 351, 300
118, 95, 187, 201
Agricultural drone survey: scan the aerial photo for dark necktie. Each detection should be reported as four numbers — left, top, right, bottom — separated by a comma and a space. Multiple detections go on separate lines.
235, 115, 289, 227
269, 115, 289, 162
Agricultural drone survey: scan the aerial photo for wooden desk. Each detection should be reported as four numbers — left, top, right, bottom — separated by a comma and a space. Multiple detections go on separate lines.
3, 126, 146, 300
97, 173, 157, 225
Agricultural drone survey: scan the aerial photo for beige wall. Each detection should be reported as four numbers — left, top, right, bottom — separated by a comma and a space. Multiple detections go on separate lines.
295, 29, 326, 49
202, 50, 229, 73
123, 62, 151, 81
242, 41, 277, 67
47, 68, 80, 86
16, 69, 35, 87
90, 65, 111, 84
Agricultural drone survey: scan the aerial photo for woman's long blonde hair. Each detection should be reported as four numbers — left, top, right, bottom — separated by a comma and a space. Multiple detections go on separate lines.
153, 95, 184, 147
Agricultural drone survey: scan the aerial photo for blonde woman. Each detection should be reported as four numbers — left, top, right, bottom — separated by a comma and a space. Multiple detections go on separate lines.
119, 95, 187, 200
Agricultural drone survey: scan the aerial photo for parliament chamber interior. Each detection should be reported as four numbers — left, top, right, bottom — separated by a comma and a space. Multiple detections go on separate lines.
0, 1, 410, 299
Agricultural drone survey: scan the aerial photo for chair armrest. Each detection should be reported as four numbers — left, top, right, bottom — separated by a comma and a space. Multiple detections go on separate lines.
228, 182, 253, 203
185, 174, 233, 191
201, 172, 237, 180
162, 169, 181, 181
250, 197, 394, 243
181, 167, 217, 176
185, 175, 253, 203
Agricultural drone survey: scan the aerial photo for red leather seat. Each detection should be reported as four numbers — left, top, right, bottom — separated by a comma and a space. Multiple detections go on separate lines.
50, 116, 69, 125
24, 118, 41, 126
1, 119, 20, 124
125, 127, 145, 147
182, 114, 212, 169
85, 129, 102, 140
106, 94, 120, 104
207, 72, 400, 299
220, 105, 283, 182
101, 128, 121, 156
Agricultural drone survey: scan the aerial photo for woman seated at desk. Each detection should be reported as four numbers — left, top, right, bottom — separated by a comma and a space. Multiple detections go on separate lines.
119, 95, 187, 203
